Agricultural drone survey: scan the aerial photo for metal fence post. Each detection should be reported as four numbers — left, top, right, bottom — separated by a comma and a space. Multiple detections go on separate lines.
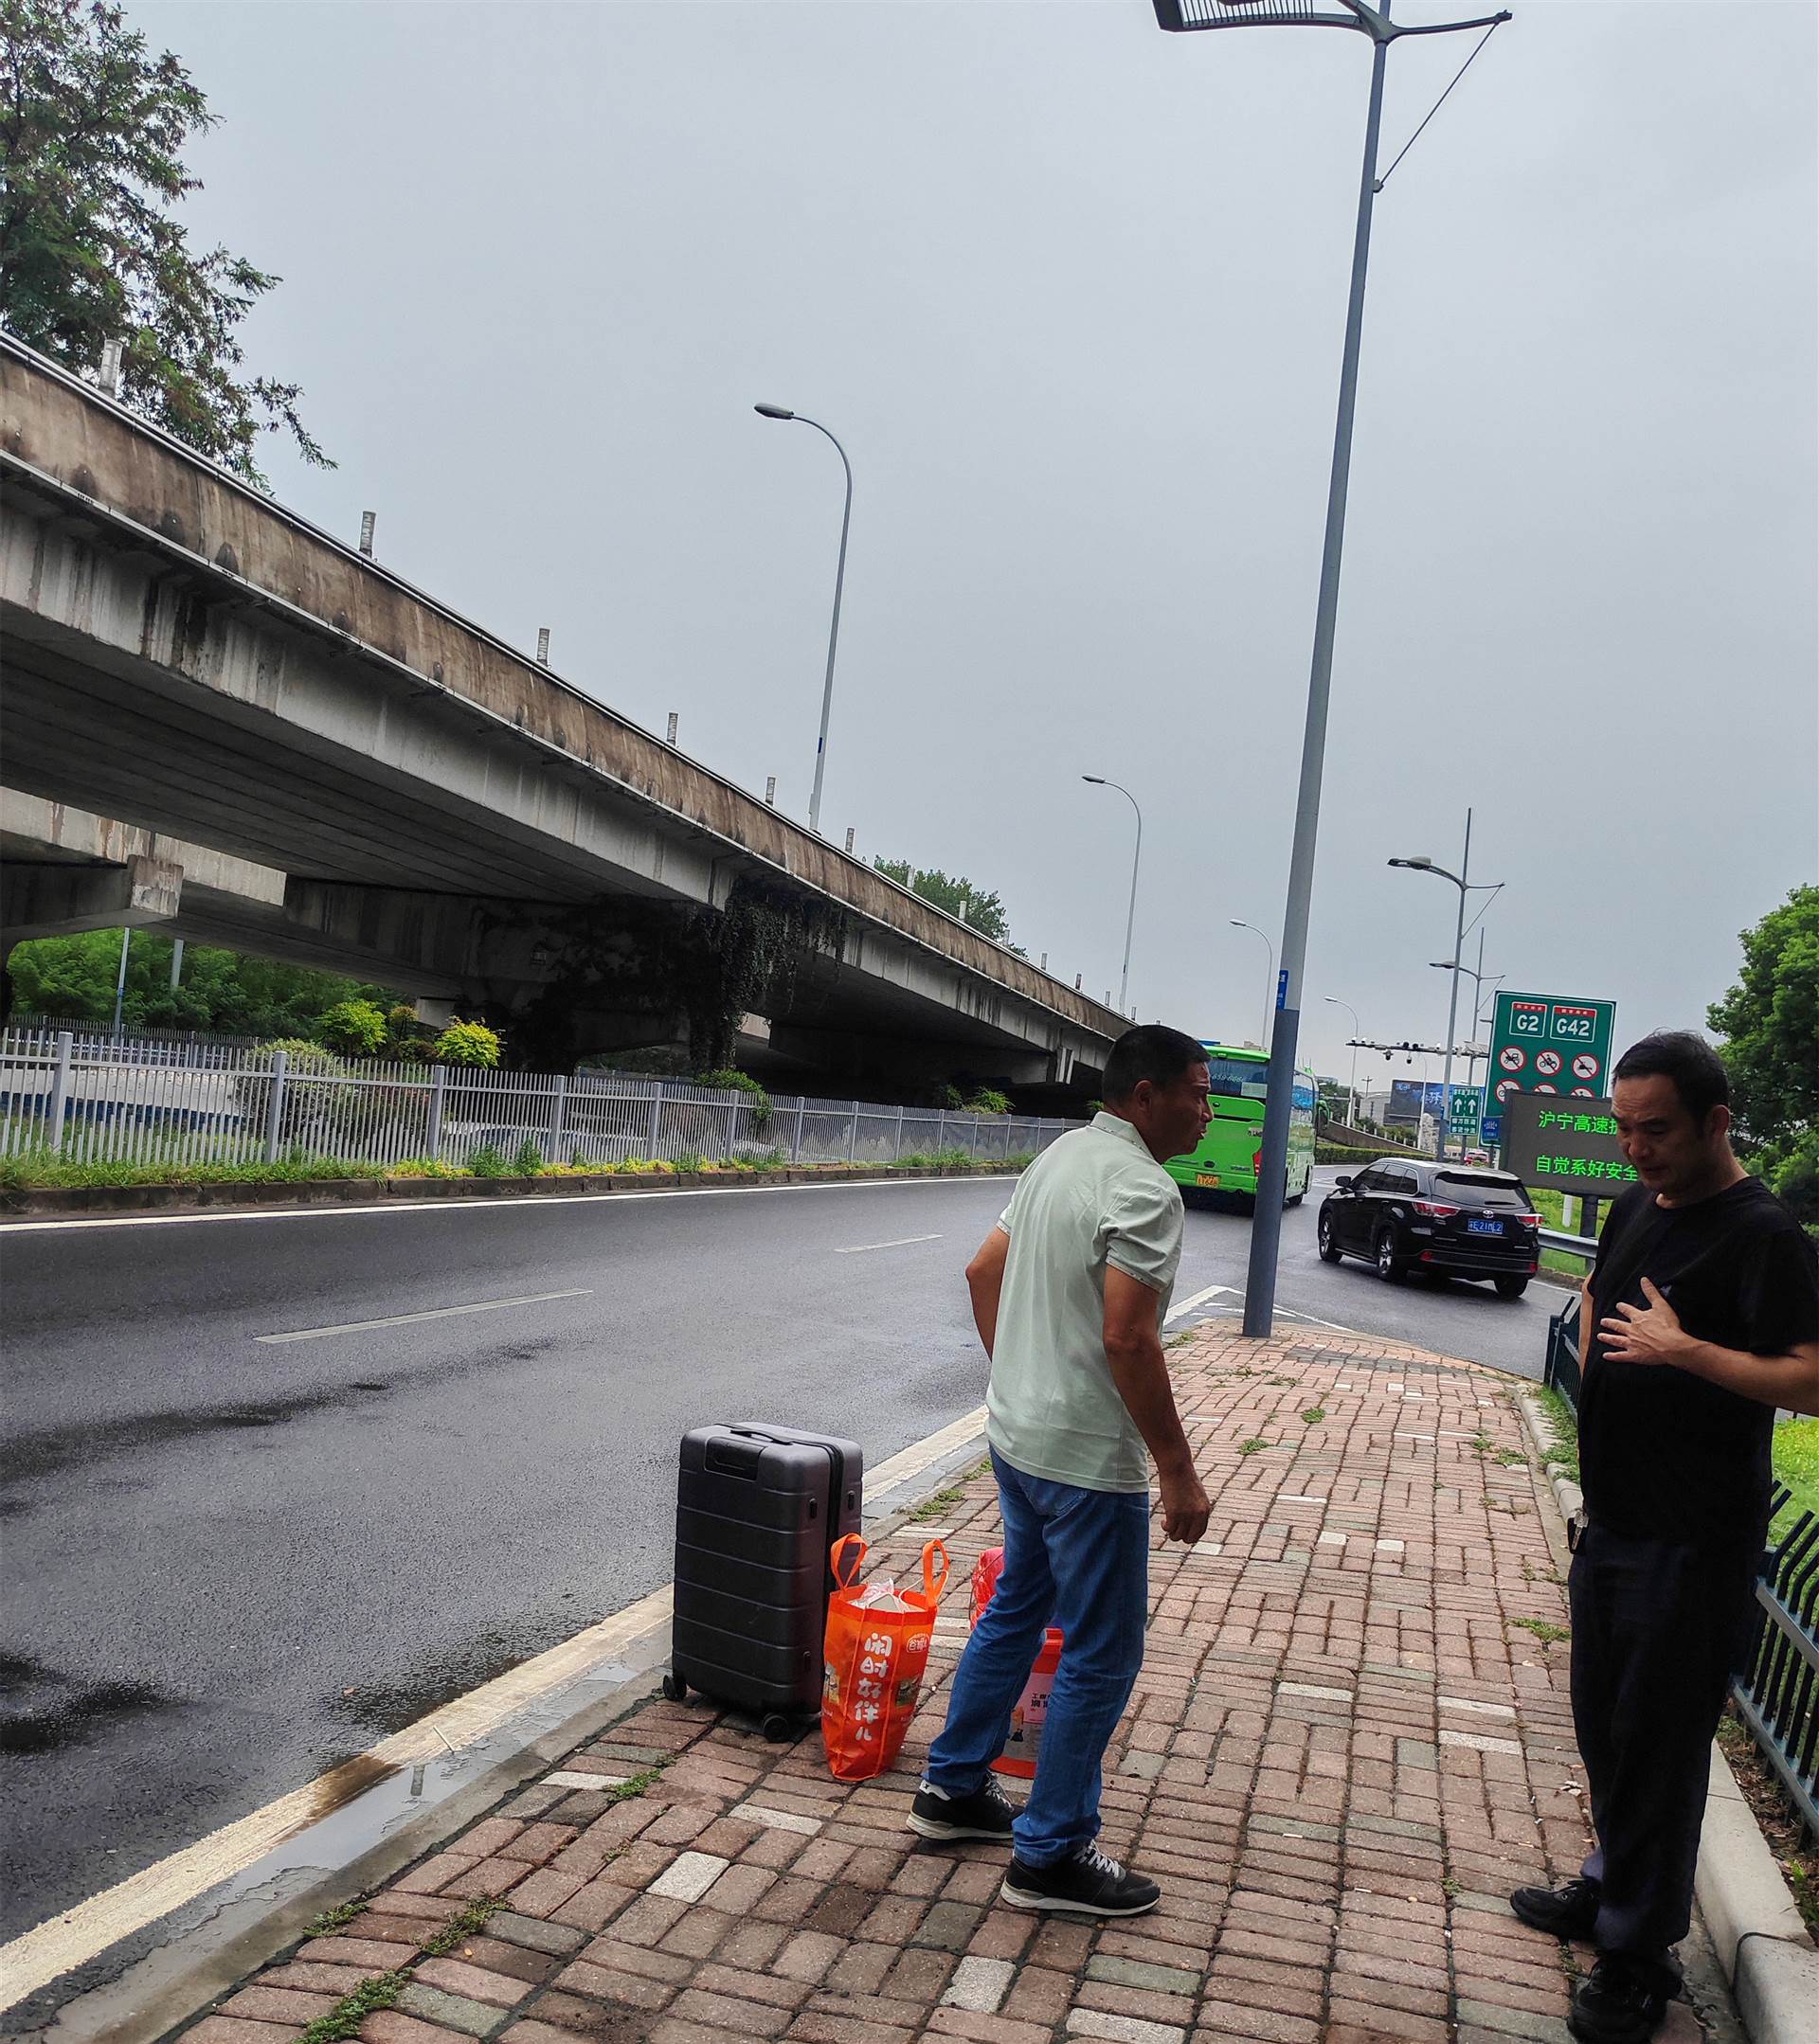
894, 1103, 905, 1160
46, 1030, 73, 1154
792, 1098, 805, 1163
936, 1109, 946, 1153
649, 1083, 665, 1159
427, 1065, 446, 1159
262, 1048, 288, 1164
549, 1075, 567, 1157
846, 1103, 859, 1163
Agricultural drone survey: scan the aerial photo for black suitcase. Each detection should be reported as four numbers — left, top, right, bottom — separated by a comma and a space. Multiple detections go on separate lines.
665, 1422, 863, 1739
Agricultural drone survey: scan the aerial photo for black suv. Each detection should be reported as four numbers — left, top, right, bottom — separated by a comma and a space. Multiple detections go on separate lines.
1317, 1160, 1540, 1297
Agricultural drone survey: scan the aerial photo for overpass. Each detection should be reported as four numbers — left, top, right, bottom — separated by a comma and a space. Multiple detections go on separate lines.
0, 336, 1121, 1100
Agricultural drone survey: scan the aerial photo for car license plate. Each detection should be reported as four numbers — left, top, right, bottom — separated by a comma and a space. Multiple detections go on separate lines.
1468, 1217, 1503, 1235
1197, 1173, 1220, 1188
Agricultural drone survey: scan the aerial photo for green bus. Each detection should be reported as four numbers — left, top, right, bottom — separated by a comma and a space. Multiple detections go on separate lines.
1164, 1044, 1317, 1207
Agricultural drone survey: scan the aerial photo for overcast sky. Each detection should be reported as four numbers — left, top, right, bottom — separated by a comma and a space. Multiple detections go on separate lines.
130, 0, 1816, 1087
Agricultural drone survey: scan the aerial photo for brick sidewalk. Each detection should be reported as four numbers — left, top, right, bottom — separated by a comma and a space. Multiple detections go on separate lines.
177, 1327, 1708, 2044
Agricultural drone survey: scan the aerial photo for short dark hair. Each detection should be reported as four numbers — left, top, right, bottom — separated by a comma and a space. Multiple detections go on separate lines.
1103, 1025, 1207, 1104
1613, 1031, 1730, 1122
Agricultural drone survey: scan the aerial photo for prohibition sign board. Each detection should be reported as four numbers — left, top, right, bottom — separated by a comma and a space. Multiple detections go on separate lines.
1536, 1049, 1563, 1077
1572, 1052, 1601, 1082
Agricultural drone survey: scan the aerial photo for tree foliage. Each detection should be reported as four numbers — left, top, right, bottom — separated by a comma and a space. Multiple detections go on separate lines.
873, 857, 1014, 946
1708, 884, 1818, 1236
6, 927, 398, 1037
1707, 884, 1819, 1150
0, 0, 330, 484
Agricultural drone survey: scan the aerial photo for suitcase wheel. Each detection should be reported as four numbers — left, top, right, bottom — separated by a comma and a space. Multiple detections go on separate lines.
761, 1711, 795, 1744
661, 1669, 688, 1702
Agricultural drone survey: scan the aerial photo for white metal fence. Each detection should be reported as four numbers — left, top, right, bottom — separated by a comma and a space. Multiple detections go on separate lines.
0, 1027, 1076, 1173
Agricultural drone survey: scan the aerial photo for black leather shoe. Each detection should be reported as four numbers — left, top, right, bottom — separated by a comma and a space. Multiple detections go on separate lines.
907, 1777, 1018, 1843
1510, 1875, 1601, 1940
1567, 1959, 1675, 2043
1000, 1842, 1161, 1916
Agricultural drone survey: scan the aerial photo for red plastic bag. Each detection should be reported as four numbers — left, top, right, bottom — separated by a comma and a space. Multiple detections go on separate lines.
821, 1533, 949, 1782
969, 1546, 1065, 1780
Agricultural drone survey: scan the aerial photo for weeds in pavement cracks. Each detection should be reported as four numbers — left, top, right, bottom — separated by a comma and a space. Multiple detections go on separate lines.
1510, 1616, 1571, 1647
1498, 1448, 1530, 1466
1533, 1385, 1582, 1486
288, 1764, 675, 2035
299, 1899, 363, 1938
912, 1487, 963, 1523
293, 1966, 414, 2044
1301, 1407, 1325, 1425
1237, 1437, 1270, 1457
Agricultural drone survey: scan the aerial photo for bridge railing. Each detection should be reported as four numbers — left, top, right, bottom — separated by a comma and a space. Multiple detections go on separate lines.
0, 1028, 1077, 1174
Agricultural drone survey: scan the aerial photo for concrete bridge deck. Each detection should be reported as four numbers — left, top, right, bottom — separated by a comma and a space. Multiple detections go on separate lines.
0, 338, 1121, 1096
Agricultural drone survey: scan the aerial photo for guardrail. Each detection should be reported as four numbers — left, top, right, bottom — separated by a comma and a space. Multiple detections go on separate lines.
1736, 1482, 1819, 1837
1539, 1226, 1598, 1265
1542, 1293, 1819, 1837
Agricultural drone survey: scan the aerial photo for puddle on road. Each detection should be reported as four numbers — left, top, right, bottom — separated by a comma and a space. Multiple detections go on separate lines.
0, 1652, 179, 1757
0, 1380, 396, 1488
332, 1632, 537, 1736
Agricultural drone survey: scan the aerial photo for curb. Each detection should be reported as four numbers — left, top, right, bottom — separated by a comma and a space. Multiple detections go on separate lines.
1511, 1388, 1818, 2044
0, 1162, 1018, 1221
3, 1409, 990, 2044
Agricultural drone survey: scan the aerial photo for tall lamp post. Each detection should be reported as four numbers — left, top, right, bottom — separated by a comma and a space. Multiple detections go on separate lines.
755, 403, 852, 837
1230, 921, 1275, 1049
1391, 808, 1503, 1158
1323, 995, 1361, 1125
1430, 931, 1501, 1097
1153, 0, 1511, 1337
1083, 776, 1143, 1014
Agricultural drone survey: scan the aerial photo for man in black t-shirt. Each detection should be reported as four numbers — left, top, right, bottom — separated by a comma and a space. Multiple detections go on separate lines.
1508, 1032, 1819, 2044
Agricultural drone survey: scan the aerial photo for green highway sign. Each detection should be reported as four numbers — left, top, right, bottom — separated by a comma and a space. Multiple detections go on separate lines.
1501, 1093, 1639, 1193
1449, 1088, 1482, 1131
1487, 989, 1617, 1128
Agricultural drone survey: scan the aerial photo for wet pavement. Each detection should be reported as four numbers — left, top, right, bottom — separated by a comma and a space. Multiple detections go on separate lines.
0, 1169, 1557, 1957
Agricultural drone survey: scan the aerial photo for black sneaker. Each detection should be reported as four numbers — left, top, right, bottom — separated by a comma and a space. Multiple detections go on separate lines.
1510, 1876, 1601, 1940
907, 1777, 1018, 1843
1568, 1958, 1675, 2043
1000, 1842, 1161, 1917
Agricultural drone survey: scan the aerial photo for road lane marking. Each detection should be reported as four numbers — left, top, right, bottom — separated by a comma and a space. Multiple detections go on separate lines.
254, 1288, 592, 1344
0, 1581, 674, 2009
833, 1233, 943, 1254
0, 1175, 1018, 1234
1164, 1282, 1239, 1325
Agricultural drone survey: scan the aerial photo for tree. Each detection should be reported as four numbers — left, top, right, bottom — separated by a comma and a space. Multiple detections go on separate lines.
1708, 884, 1818, 1238
0, 0, 330, 485
1706, 885, 1819, 1150
874, 858, 1014, 946
5, 927, 400, 1037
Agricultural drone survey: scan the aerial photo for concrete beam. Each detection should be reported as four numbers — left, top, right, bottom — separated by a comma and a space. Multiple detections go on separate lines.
2, 852, 182, 944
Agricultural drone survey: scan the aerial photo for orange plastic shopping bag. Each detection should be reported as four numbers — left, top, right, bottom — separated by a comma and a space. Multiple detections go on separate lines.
821, 1533, 949, 1782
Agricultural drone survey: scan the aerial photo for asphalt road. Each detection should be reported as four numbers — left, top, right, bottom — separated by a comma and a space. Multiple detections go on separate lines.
0, 1167, 1558, 1946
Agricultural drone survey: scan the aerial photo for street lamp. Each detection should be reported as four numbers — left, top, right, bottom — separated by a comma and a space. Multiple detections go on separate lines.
754, 403, 853, 837
1391, 807, 1503, 1158
1153, 0, 1511, 1338
1229, 921, 1275, 1050
1430, 932, 1501, 1095
1082, 777, 1143, 1014
1323, 995, 1361, 1125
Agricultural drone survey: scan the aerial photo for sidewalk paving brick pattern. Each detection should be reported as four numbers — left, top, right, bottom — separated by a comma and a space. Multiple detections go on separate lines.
177, 1329, 1720, 2044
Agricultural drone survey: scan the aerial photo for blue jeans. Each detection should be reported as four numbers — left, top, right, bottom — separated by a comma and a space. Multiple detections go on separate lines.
924, 1448, 1149, 1865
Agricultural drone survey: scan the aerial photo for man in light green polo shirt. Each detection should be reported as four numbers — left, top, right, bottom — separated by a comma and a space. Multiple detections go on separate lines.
908, 1025, 1214, 1918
